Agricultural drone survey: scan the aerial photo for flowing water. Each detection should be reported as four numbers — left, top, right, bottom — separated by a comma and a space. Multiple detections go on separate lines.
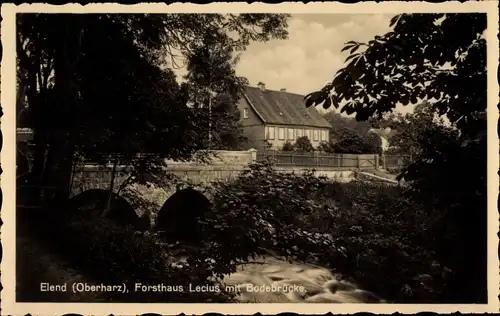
222, 256, 385, 303
136, 185, 387, 303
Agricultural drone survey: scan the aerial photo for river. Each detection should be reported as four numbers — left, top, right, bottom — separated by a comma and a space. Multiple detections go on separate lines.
222, 256, 385, 303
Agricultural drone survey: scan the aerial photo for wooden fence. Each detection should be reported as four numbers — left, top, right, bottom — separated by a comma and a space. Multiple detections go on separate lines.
381, 154, 413, 171
256, 151, 411, 171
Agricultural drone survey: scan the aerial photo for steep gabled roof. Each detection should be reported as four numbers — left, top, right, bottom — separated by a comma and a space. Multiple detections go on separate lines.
242, 86, 331, 129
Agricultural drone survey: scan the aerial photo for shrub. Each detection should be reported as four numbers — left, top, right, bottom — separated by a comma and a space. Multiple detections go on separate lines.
281, 141, 294, 151
293, 136, 314, 152
204, 161, 457, 303
23, 209, 233, 303
315, 181, 449, 302
203, 160, 339, 269
317, 141, 334, 153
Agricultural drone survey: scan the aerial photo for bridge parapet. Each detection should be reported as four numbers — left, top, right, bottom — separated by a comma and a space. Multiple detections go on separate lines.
69, 149, 368, 209
70, 149, 257, 197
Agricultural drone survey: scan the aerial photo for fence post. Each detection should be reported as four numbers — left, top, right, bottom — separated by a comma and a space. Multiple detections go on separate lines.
248, 148, 257, 162
375, 154, 379, 170
357, 155, 361, 169
382, 154, 386, 169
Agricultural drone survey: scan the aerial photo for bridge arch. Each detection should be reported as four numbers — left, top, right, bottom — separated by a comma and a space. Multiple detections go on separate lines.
66, 188, 147, 230
155, 186, 212, 244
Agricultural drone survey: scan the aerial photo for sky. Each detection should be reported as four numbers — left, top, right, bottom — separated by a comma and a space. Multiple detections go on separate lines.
235, 14, 393, 96
174, 13, 416, 115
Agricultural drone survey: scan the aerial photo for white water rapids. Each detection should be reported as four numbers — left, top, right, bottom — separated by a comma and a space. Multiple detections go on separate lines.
222, 256, 385, 303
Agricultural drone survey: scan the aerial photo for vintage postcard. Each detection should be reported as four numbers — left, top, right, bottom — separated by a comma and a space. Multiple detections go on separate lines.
1, 1, 499, 315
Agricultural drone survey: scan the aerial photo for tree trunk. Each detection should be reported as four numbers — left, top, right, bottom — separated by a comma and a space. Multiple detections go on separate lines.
29, 91, 50, 187
103, 153, 119, 217
43, 16, 79, 203
68, 151, 80, 197
21, 65, 49, 206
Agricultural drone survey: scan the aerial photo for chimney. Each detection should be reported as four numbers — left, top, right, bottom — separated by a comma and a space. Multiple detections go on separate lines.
257, 81, 266, 92
280, 88, 286, 92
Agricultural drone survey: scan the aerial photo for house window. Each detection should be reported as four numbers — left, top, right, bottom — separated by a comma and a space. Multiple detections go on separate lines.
287, 128, 294, 140
321, 130, 328, 141
313, 130, 319, 141
266, 126, 275, 140
296, 128, 302, 138
278, 128, 285, 140
243, 108, 249, 119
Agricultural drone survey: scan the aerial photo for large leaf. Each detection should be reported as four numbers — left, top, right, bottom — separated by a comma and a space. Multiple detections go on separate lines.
304, 91, 326, 108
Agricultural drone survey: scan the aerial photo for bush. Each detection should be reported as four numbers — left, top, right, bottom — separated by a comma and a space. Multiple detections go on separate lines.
317, 182, 452, 302
19, 205, 233, 303
281, 141, 294, 151
293, 136, 314, 152
317, 141, 334, 153
203, 161, 458, 303
203, 160, 339, 267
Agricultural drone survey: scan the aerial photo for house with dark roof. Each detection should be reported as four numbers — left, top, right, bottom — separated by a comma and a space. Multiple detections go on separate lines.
237, 82, 332, 150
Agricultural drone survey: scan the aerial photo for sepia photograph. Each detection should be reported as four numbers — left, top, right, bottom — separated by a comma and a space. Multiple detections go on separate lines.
1, 1, 499, 315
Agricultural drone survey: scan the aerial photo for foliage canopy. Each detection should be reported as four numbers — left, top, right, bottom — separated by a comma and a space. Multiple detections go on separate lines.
306, 13, 487, 303
16, 13, 290, 198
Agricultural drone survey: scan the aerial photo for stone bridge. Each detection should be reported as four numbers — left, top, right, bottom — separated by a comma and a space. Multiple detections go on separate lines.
70, 149, 358, 203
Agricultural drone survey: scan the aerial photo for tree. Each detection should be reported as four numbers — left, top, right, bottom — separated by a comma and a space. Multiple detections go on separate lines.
73, 52, 204, 213
293, 136, 314, 153
323, 111, 381, 154
331, 127, 365, 154
306, 13, 487, 303
182, 35, 246, 150
208, 94, 247, 150
372, 101, 458, 158
17, 13, 290, 203
324, 111, 372, 136
182, 14, 288, 150
330, 127, 382, 154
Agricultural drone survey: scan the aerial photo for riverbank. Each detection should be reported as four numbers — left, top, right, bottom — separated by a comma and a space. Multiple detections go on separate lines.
16, 222, 105, 302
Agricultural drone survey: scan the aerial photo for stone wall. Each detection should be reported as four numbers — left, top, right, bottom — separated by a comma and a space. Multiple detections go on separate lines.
166, 149, 257, 167
273, 166, 355, 183
70, 149, 369, 200
70, 150, 257, 197
70, 165, 131, 197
